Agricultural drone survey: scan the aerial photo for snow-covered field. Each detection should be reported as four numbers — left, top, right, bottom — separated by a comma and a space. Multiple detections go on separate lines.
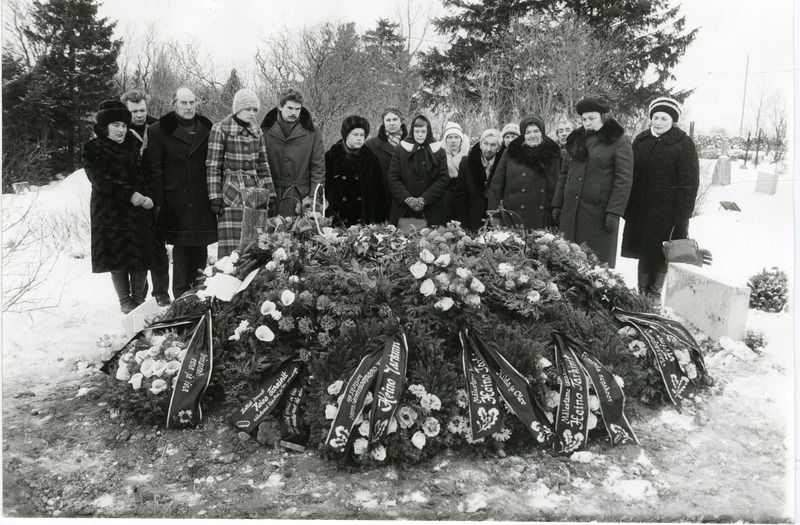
1, 158, 795, 520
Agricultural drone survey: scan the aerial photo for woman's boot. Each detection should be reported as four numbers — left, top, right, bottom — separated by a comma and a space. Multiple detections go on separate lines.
111, 272, 137, 314
129, 271, 148, 306
648, 272, 667, 306
637, 273, 651, 296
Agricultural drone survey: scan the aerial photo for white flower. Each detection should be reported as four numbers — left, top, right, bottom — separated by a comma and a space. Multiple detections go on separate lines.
289, 275, 300, 283
229, 320, 250, 341
456, 267, 471, 280
364, 391, 373, 406
265, 261, 277, 271
411, 431, 427, 450
410, 261, 428, 279
165, 346, 181, 359
497, 263, 514, 276
587, 412, 598, 430
214, 256, 231, 271
396, 406, 418, 429
229, 251, 240, 264
492, 427, 512, 442
150, 335, 166, 347
629, 340, 647, 357
281, 290, 295, 306
358, 419, 371, 437
539, 232, 555, 244
260, 300, 277, 316
116, 363, 131, 381
129, 373, 143, 390
434, 297, 454, 311
420, 393, 442, 411
518, 274, 530, 284
325, 404, 338, 419
546, 390, 560, 409
255, 325, 275, 342
388, 417, 398, 434
434, 253, 451, 267
272, 247, 288, 262
203, 266, 214, 277
673, 348, 691, 366
270, 310, 283, 321
408, 384, 427, 397
434, 272, 451, 287
421, 417, 441, 437
164, 361, 182, 376
589, 395, 601, 412
618, 326, 637, 338
134, 349, 150, 364
370, 445, 387, 461
448, 416, 468, 434
455, 389, 469, 409
685, 362, 698, 380
538, 357, 553, 369
140, 358, 156, 378
149, 360, 167, 377
527, 290, 541, 303
149, 378, 168, 395
614, 375, 625, 388
420, 279, 437, 297
470, 278, 485, 293
491, 231, 510, 243
177, 348, 188, 362
419, 249, 435, 263
353, 437, 369, 455
327, 380, 344, 396
465, 294, 481, 307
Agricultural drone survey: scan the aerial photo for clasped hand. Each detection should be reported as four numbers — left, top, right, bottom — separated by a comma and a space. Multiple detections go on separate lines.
405, 197, 425, 212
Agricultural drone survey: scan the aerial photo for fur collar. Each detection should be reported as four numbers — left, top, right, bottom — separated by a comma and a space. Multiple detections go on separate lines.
633, 125, 687, 146
399, 140, 442, 154
261, 106, 316, 132
328, 139, 376, 161
377, 123, 408, 142
565, 118, 625, 161
158, 111, 213, 135
506, 135, 561, 169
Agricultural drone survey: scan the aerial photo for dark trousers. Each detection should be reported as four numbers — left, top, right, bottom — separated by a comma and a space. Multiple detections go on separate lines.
172, 245, 208, 299
146, 232, 171, 300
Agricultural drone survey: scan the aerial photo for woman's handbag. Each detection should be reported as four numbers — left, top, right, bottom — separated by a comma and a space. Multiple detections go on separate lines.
398, 217, 428, 232
662, 228, 712, 266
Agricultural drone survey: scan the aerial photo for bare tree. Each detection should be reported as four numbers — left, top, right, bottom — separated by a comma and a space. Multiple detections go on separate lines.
3, 0, 44, 69
765, 90, 788, 163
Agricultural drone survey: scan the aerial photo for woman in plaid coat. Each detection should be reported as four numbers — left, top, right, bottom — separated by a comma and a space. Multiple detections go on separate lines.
206, 90, 274, 257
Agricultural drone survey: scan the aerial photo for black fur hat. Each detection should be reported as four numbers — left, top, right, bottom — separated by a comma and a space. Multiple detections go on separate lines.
341, 115, 370, 139
96, 99, 132, 128
575, 96, 611, 115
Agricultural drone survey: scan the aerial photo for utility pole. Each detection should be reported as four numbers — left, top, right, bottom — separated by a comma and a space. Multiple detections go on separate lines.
739, 53, 749, 136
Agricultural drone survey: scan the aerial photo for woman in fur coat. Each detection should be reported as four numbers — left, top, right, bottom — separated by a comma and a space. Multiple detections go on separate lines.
552, 97, 633, 267
488, 115, 562, 230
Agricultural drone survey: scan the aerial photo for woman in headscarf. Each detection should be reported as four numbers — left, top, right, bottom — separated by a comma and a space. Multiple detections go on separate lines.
487, 115, 561, 230
387, 114, 450, 229
622, 97, 699, 302
82, 100, 156, 313
552, 96, 633, 268
442, 121, 469, 222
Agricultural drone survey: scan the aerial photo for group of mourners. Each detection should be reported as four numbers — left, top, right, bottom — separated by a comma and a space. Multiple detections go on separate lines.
83, 88, 699, 314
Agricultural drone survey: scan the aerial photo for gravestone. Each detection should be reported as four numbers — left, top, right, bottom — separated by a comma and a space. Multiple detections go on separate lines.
664, 264, 750, 340
755, 171, 778, 195
775, 162, 787, 174
720, 138, 729, 156
712, 156, 731, 186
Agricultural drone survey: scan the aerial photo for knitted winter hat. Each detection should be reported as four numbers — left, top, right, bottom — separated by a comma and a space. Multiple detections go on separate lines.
442, 121, 464, 142
341, 115, 370, 139
575, 96, 611, 115
649, 96, 682, 123
500, 123, 520, 139
480, 128, 502, 142
519, 115, 546, 136
381, 106, 404, 121
232, 89, 261, 115
95, 100, 131, 128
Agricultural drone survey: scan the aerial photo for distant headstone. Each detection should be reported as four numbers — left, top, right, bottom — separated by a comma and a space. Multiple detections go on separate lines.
720, 138, 729, 156
775, 162, 787, 174
712, 156, 731, 186
755, 171, 778, 195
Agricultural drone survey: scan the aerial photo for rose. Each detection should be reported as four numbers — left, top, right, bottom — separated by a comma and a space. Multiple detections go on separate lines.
420, 393, 441, 411
419, 249, 435, 263
420, 279, 436, 297
272, 247, 288, 262
410, 262, 428, 279
469, 278, 485, 293
364, 392, 373, 406
149, 378, 168, 395
456, 267, 471, 280
411, 431, 427, 450
325, 404, 338, 419
497, 263, 514, 276
434, 253, 451, 267
465, 294, 481, 307
358, 419, 371, 437
434, 272, 451, 287
396, 406, 418, 429
685, 362, 698, 379
281, 290, 295, 306
353, 437, 369, 455
673, 348, 691, 366
327, 380, 344, 395
370, 445, 387, 461
265, 261, 277, 271
129, 373, 143, 390
165, 346, 181, 359
538, 233, 555, 244
260, 300, 277, 316
618, 326, 637, 338
434, 297, 454, 311
255, 325, 275, 342
116, 363, 131, 381
421, 417, 441, 437
230, 251, 240, 264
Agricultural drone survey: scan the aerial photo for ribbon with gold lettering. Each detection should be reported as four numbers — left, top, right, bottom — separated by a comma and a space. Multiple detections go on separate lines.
229, 357, 304, 433
167, 310, 215, 429
368, 333, 409, 449
459, 328, 504, 439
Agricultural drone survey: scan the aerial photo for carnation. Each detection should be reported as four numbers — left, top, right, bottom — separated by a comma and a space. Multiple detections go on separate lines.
497, 263, 514, 276
421, 417, 441, 437
527, 290, 541, 303
614, 375, 625, 388
325, 404, 338, 419
420, 393, 442, 411
396, 406, 418, 429
589, 395, 601, 412
448, 416, 468, 435
408, 384, 427, 398
265, 261, 277, 271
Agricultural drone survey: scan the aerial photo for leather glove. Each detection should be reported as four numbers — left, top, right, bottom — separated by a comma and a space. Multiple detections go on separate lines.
552, 207, 561, 226
697, 248, 713, 267
604, 213, 620, 233
672, 216, 690, 239
209, 198, 224, 216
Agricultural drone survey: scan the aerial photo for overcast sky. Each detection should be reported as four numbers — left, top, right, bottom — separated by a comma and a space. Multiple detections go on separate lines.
95, 0, 793, 135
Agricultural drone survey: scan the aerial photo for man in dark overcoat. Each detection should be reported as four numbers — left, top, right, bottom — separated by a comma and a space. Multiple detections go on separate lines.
144, 87, 218, 299
365, 106, 407, 202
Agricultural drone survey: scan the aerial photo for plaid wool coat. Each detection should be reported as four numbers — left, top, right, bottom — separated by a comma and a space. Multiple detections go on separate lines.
206, 115, 274, 257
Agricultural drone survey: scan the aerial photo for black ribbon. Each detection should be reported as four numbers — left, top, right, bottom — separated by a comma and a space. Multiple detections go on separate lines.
229, 357, 304, 433
278, 375, 309, 451
368, 334, 409, 449
552, 332, 590, 453
167, 311, 214, 429
459, 329, 504, 439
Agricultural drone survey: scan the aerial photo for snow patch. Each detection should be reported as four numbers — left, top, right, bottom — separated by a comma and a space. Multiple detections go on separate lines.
658, 409, 695, 431
605, 478, 657, 501
91, 494, 114, 508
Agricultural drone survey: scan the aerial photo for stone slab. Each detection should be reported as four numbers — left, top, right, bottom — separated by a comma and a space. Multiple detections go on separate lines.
711, 157, 731, 186
755, 171, 778, 195
664, 264, 750, 341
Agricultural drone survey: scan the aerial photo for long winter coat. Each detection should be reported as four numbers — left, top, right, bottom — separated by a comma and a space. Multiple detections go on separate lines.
324, 140, 388, 227
365, 123, 408, 200
387, 137, 450, 226
488, 135, 561, 230
207, 114, 274, 257
145, 111, 218, 246
452, 142, 504, 231
261, 107, 325, 216
83, 128, 156, 273
552, 119, 633, 267
621, 126, 699, 261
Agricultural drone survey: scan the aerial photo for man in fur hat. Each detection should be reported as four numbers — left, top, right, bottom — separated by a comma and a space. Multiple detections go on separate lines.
260, 88, 325, 217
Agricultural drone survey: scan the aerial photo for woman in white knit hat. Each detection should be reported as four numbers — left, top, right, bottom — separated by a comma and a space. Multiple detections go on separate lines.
441, 121, 469, 221
206, 88, 275, 257
621, 96, 699, 303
